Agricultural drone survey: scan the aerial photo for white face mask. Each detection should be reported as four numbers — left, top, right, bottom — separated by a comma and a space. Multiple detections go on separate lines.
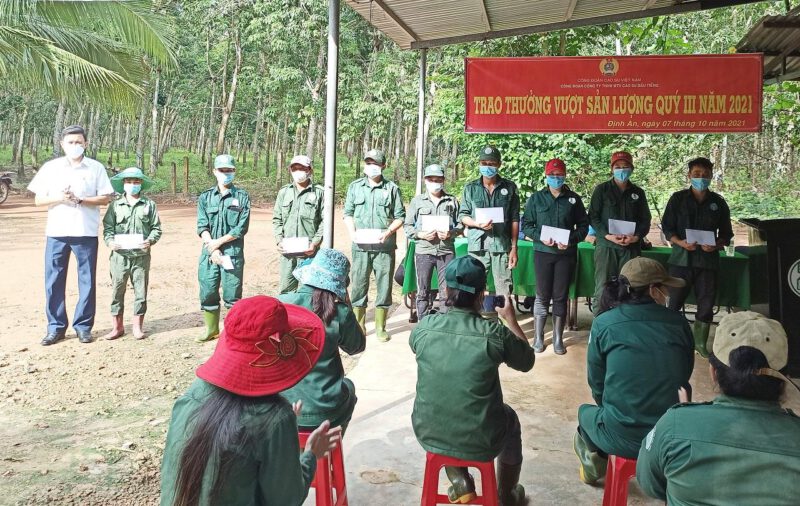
425, 181, 443, 194
123, 183, 142, 196
291, 170, 310, 184
364, 164, 382, 178
64, 144, 85, 160
214, 171, 235, 186
652, 286, 670, 307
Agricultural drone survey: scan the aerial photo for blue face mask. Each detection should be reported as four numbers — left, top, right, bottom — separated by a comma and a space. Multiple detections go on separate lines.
123, 183, 142, 195
215, 171, 235, 186
613, 168, 632, 183
690, 177, 711, 192
546, 176, 565, 189
479, 165, 498, 178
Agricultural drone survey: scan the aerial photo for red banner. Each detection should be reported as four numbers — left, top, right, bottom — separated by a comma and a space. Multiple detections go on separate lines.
465, 55, 763, 134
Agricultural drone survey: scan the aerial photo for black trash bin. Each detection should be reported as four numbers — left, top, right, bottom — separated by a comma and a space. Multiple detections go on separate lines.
740, 218, 800, 375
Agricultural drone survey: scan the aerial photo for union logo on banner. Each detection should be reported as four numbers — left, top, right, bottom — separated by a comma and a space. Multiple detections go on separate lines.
599, 58, 619, 76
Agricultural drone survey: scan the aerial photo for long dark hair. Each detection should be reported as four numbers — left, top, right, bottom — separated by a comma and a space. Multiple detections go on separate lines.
710, 348, 785, 402
311, 287, 338, 325
445, 286, 484, 309
173, 386, 254, 506
597, 276, 654, 314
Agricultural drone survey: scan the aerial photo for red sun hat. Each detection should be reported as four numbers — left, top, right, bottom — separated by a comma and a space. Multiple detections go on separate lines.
196, 296, 325, 397
545, 158, 567, 175
610, 151, 633, 166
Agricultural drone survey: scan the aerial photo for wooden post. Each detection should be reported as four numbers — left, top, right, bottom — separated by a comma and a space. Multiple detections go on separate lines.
183, 156, 190, 194
171, 162, 177, 194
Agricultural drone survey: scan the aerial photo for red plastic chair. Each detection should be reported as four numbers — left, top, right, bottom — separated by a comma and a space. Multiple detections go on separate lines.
602, 455, 638, 506
420, 452, 498, 506
298, 431, 348, 506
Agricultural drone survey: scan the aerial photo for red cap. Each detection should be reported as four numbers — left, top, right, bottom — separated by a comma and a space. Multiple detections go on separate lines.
610, 151, 633, 167
545, 158, 567, 175
196, 296, 325, 397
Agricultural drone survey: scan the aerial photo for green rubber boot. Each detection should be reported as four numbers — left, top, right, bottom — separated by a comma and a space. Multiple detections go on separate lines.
353, 306, 366, 334
693, 321, 711, 358
197, 309, 220, 343
374, 307, 391, 342
573, 431, 607, 485
445, 466, 476, 504
497, 462, 525, 506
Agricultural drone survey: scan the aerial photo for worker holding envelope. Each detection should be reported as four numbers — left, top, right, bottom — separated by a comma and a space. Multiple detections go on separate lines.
522, 158, 589, 354
661, 156, 733, 357
588, 151, 651, 316
404, 164, 462, 318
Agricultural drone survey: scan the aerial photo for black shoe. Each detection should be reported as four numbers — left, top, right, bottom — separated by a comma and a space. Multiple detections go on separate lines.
41, 332, 65, 346
76, 330, 93, 344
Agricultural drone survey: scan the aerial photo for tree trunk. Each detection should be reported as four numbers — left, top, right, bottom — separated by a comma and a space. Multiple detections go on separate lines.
52, 100, 66, 157
264, 122, 272, 177
136, 96, 148, 168
216, 27, 242, 154
305, 43, 325, 158
30, 127, 38, 169
124, 121, 131, 159
15, 106, 27, 177
149, 70, 161, 175
403, 124, 411, 179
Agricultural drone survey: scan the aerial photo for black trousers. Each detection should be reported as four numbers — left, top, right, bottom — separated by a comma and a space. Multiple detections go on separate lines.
533, 250, 576, 318
667, 265, 718, 323
415, 252, 453, 318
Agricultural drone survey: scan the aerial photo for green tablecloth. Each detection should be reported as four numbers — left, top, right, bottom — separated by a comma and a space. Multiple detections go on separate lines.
402, 239, 752, 309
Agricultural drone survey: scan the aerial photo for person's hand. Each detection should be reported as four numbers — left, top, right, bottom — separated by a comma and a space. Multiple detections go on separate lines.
508, 248, 518, 269
477, 220, 493, 231
701, 244, 718, 253
379, 229, 394, 243
586, 235, 596, 245
305, 420, 342, 460
679, 239, 697, 252
678, 386, 690, 403
292, 400, 303, 417
541, 237, 555, 247
276, 242, 285, 254
205, 239, 222, 254
140, 240, 151, 251
304, 243, 319, 257
210, 249, 223, 265
605, 234, 624, 246
622, 234, 639, 244
419, 230, 437, 241
436, 230, 451, 241
109, 241, 121, 251
556, 242, 568, 250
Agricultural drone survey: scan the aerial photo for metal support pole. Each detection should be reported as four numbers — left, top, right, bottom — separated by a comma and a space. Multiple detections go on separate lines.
415, 48, 427, 196
322, 0, 340, 248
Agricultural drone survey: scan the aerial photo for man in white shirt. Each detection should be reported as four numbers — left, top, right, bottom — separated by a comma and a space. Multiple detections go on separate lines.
27, 125, 114, 345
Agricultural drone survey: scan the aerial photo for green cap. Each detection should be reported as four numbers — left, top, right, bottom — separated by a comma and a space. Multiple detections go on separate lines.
214, 154, 236, 170
444, 256, 486, 294
478, 145, 501, 163
423, 164, 445, 178
364, 149, 386, 165
110, 167, 153, 194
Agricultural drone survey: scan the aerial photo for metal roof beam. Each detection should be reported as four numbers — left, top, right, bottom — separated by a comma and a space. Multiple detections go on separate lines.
765, 67, 800, 85
410, 0, 765, 49
373, 0, 419, 42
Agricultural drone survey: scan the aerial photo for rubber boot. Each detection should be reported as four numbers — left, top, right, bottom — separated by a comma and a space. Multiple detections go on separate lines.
573, 431, 607, 485
103, 314, 124, 340
374, 307, 391, 342
132, 314, 146, 340
197, 309, 220, 343
497, 462, 525, 506
533, 316, 547, 353
444, 466, 476, 504
552, 315, 566, 355
353, 306, 366, 334
693, 321, 710, 358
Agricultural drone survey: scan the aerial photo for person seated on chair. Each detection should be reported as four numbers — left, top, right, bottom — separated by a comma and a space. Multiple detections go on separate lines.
410, 256, 534, 505
279, 248, 366, 433
637, 311, 800, 505
160, 296, 340, 506
573, 257, 694, 485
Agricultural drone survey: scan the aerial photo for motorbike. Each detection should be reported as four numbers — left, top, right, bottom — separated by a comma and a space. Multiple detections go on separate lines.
0, 172, 12, 205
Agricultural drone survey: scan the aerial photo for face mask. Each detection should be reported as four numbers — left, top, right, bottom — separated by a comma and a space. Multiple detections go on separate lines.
613, 167, 632, 183
425, 181, 443, 194
653, 286, 670, 307
215, 171, 235, 186
291, 170, 310, 184
690, 177, 711, 192
479, 165, 498, 178
64, 145, 85, 160
546, 175, 565, 189
364, 164, 382, 178
124, 183, 142, 196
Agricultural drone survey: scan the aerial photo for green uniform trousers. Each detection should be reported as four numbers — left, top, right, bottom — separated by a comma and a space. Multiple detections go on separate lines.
109, 253, 151, 316
469, 250, 513, 296
578, 404, 642, 459
279, 255, 302, 294
198, 252, 244, 311
592, 245, 637, 315
351, 248, 394, 309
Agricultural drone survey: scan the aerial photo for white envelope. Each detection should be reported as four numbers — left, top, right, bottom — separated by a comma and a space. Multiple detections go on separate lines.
220, 255, 235, 271
540, 225, 570, 245
608, 219, 636, 236
475, 207, 504, 224
281, 237, 310, 254
354, 228, 385, 244
114, 233, 144, 250
420, 215, 450, 233
685, 229, 716, 247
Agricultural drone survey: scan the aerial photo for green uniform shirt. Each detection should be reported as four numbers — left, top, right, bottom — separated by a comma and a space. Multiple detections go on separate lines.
661, 188, 733, 270
196, 185, 251, 257
403, 191, 462, 255
458, 176, 521, 253
102, 195, 162, 258
588, 179, 651, 251
273, 182, 325, 247
343, 177, 405, 251
521, 185, 589, 255
410, 307, 535, 461
588, 302, 694, 443
278, 286, 366, 428
637, 396, 800, 505
160, 379, 316, 506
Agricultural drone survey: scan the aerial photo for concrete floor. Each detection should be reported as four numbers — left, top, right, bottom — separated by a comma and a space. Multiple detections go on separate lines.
304, 301, 799, 505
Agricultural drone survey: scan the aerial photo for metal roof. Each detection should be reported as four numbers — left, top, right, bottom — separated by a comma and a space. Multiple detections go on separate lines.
737, 6, 800, 83
345, 0, 767, 50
